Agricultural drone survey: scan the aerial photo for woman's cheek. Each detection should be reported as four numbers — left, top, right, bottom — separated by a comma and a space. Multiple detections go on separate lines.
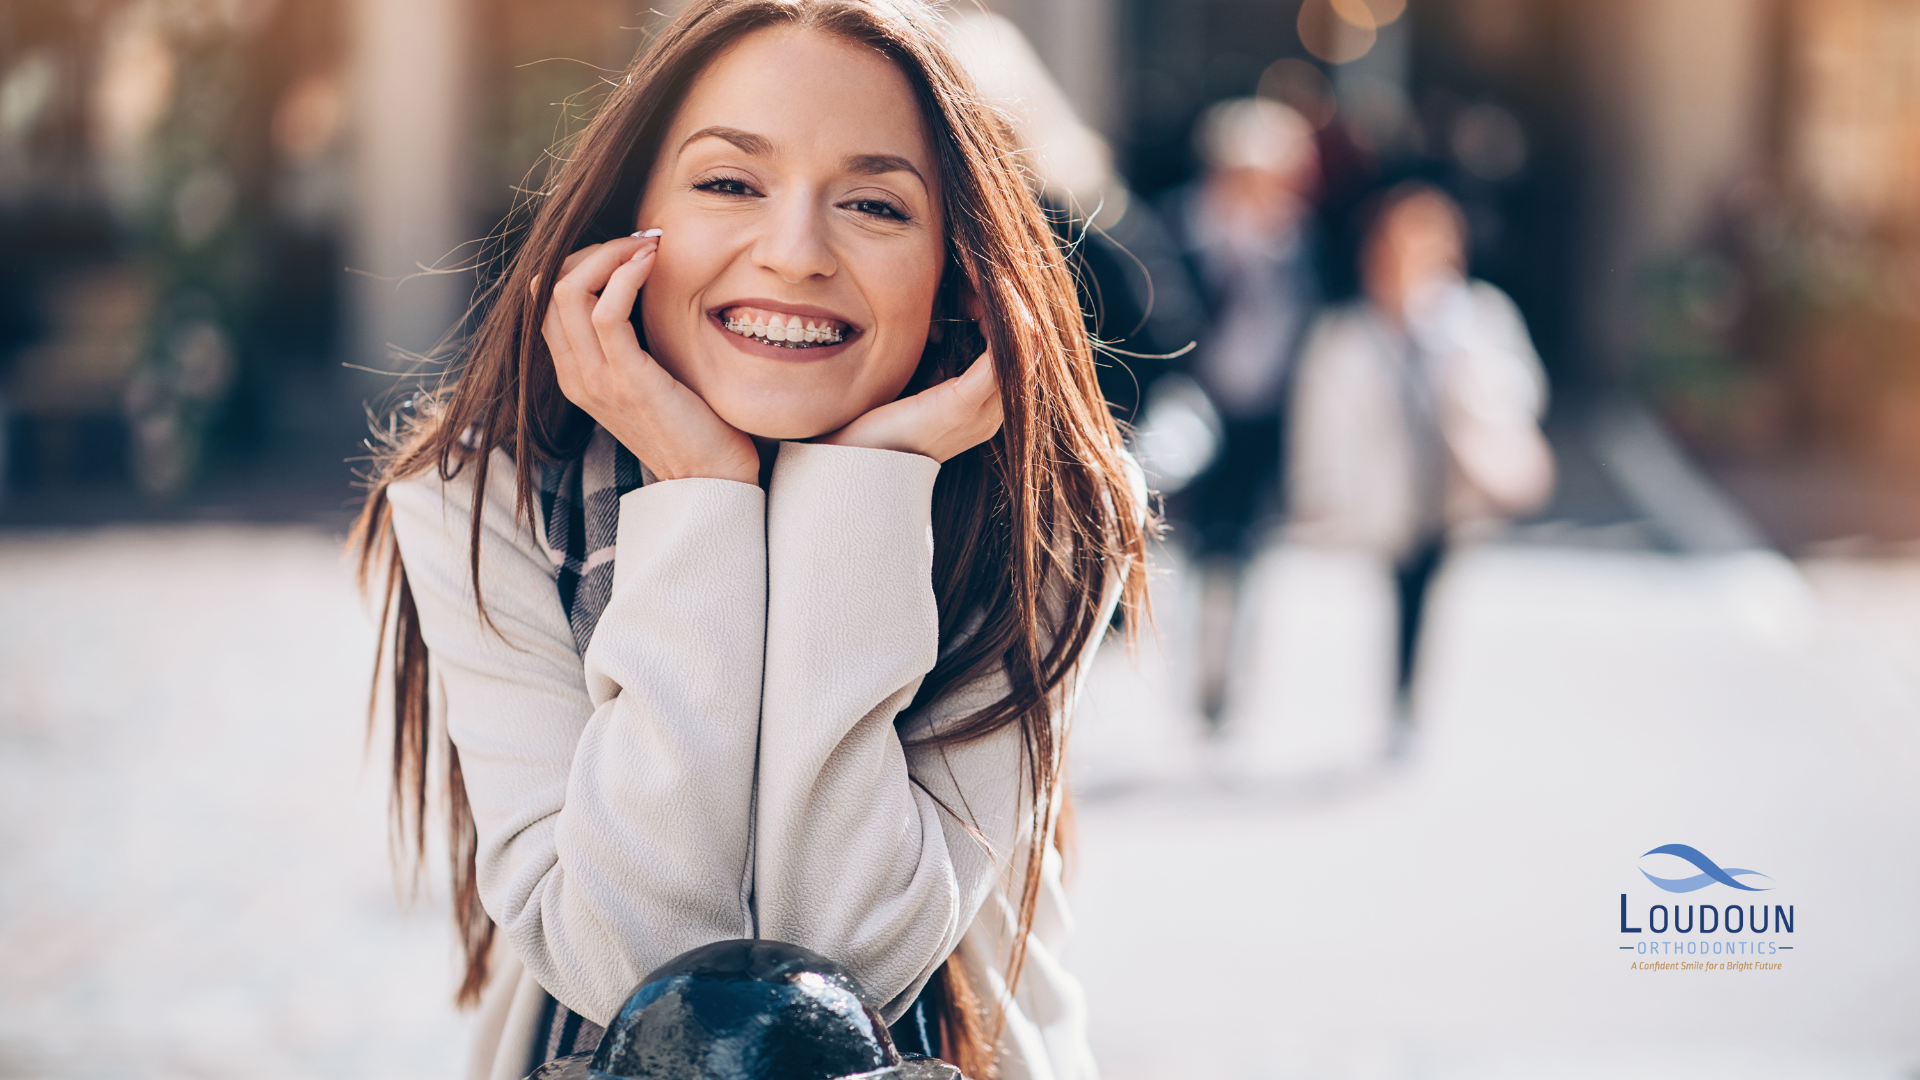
636, 237, 709, 380
864, 248, 943, 376
636, 283, 682, 380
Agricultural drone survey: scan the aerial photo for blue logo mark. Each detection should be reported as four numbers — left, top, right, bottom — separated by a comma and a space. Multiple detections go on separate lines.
1639, 844, 1772, 893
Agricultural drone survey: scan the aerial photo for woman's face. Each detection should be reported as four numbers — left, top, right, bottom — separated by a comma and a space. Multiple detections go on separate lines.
635, 26, 947, 441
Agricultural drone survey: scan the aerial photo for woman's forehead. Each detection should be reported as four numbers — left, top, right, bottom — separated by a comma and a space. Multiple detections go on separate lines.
667, 25, 936, 180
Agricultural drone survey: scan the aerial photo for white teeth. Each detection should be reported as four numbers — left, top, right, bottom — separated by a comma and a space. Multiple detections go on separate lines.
721, 309, 845, 346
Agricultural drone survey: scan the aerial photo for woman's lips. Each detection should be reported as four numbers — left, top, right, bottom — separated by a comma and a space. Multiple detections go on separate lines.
716, 304, 852, 348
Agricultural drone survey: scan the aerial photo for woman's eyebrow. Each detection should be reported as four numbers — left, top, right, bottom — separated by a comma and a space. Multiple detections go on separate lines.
679, 125, 772, 156
846, 153, 926, 191
678, 128, 925, 192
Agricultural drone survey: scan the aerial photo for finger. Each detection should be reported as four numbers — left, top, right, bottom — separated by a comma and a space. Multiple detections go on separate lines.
955, 351, 1002, 448
553, 243, 652, 378
589, 244, 657, 363
951, 349, 999, 409
552, 237, 653, 310
531, 242, 606, 301
541, 297, 581, 395
547, 253, 631, 397
556, 235, 653, 281
536, 238, 636, 336
534, 234, 653, 295
543, 240, 648, 407
557, 242, 606, 277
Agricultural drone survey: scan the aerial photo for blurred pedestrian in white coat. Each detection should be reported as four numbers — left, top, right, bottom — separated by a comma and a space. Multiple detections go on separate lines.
1289, 182, 1554, 728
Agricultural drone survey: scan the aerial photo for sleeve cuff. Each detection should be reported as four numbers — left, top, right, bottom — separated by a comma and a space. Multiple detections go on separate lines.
769, 441, 942, 539
764, 441, 942, 663
611, 478, 766, 596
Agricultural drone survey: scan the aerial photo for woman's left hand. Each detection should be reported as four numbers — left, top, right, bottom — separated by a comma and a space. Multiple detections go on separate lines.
817, 350, 1002, 463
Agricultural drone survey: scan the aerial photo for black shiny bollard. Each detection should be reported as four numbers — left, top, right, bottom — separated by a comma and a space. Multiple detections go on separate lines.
526, 940, 964, 1080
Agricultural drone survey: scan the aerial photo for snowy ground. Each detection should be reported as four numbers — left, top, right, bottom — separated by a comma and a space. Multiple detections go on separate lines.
0, 527, 470, 1080
1068, 543, 1920, 1080
2, 526, 1918, 1079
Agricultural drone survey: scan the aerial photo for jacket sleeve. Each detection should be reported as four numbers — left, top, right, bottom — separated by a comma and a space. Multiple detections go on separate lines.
751, 441, 1122, 1021
387, 451, 767, 1025
1439, 282, 1556, 519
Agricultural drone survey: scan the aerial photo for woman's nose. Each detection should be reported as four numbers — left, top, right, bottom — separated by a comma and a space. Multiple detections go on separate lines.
753, 195, 837, 284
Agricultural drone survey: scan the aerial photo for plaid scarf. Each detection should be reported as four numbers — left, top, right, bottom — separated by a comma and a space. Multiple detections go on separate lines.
538, 425, 647, 655
525, 425, 644, 1067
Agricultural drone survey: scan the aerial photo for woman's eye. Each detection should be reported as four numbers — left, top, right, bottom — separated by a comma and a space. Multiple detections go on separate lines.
694, 177, 757, 197
847, 198, 907, 221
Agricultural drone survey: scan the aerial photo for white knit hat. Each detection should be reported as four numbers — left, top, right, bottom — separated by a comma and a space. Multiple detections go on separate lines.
1194, 97, 1315, 174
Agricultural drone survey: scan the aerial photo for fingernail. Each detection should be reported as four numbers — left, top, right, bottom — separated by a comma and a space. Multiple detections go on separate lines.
631, 228, 663, 238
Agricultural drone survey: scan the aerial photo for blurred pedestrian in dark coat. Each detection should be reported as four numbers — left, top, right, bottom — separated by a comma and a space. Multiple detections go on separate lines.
1164, 97, 1323, 560
1159, 98, 1322, 723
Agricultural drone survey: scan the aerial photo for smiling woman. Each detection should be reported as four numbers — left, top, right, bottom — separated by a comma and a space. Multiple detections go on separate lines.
608, 26, 960, 453
348, 3, 1149, 1080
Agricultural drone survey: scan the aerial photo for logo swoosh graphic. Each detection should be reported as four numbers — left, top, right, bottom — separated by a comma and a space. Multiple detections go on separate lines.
1639, 844, 1772, 893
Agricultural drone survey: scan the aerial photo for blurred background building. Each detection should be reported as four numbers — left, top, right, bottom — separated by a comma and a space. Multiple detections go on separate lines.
5, 0, 1918, 548
4, 1, 1920, 1078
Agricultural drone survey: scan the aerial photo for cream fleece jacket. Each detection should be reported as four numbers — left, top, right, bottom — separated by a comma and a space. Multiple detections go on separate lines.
388, 440, 1113, 1080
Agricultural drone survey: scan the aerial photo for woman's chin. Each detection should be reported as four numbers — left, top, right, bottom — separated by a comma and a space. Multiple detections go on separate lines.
710, 404, 849, 444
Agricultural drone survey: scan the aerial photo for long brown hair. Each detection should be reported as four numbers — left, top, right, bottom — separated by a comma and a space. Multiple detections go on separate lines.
350, 2, 1149, 1074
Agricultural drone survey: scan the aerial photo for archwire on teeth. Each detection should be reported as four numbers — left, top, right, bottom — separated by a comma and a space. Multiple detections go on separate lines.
723, 312, 846, 345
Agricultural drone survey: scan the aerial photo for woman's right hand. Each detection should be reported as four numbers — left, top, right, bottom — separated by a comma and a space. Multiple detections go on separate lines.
540, 234, 761, 485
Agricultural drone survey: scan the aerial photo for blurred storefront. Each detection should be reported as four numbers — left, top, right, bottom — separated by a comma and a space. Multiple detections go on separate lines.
1611, 0, 1920, 550
2, 2, 353, 507
0, 0, 1084, 515
2, 0, 1917, 546
1, 0, 481, 514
